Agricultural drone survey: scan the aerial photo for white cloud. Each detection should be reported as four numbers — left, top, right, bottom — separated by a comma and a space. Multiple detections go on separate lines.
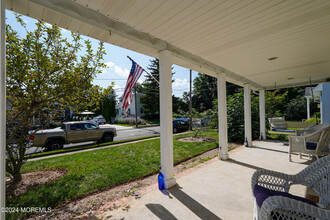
113, 84, 122, 90
172, 78, 188, 87
105, 61, 115, 68
102, 61, 129, 77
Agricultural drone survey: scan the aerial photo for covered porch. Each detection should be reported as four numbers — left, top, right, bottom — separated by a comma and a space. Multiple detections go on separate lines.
1, 1, 330, 219
95, 140, 312, 219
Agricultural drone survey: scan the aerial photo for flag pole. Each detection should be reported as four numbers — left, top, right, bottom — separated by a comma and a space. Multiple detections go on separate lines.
127, 56, 160, 85
126, 56, 160, 128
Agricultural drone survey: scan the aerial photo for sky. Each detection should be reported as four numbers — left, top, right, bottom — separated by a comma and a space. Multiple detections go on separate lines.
6, 10, 198, 99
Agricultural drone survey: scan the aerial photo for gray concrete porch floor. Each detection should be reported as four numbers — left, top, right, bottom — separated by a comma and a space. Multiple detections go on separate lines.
97, 140, 313, 220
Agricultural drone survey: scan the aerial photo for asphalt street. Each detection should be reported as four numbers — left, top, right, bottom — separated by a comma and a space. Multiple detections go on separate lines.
25, 125, 160, 155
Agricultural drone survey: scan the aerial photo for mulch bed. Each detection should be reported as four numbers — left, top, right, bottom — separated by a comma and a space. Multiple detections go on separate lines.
177, 136, 216, 142
6, 169, 67, 198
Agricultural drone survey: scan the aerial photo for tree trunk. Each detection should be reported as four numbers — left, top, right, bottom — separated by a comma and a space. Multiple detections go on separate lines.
12, 170, 22, 183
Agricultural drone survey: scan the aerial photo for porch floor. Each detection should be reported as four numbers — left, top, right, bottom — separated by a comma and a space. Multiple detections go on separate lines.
97, 140, 313, 220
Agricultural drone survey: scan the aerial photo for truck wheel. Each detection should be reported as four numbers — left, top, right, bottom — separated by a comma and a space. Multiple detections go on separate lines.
102, 134, 114, 143
47, 141, 64, 151
173, 127, 178, 133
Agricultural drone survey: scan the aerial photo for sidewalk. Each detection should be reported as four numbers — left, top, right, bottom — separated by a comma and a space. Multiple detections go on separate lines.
95, 141, 310, 220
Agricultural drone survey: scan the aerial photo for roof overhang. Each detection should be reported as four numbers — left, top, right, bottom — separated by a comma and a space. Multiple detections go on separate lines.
7, 0, 330, 90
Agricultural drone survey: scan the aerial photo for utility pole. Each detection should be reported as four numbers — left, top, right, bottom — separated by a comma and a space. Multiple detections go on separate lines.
189, 69, 192, 130
134, 85, 138, 128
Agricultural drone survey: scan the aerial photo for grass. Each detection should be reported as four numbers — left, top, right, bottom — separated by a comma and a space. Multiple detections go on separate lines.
25, 135, 160, 160
266, 133, 289, 141
112, 123, 133, 127
112, 123, 160, 128
7, 130, 219, 219
137, 124, 160, 128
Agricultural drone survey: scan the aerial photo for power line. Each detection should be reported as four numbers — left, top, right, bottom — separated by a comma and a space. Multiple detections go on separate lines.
94, 79, 127, 80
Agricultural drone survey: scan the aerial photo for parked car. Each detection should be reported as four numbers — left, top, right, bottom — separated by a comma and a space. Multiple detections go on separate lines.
30, 121, 116, 151
173, 119, 189, 133
92, 115, 106, 124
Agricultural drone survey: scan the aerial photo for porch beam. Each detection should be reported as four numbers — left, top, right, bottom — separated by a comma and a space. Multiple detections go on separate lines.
0, 0, 5, 218
244, 84, 252, 147
259, 90, 266, 140
217, 73, 229, 160
159, 50, 176, 189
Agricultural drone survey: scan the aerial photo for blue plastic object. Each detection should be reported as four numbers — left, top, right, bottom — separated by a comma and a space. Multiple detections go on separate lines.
272, 129, 295, 132
158, 172, 165, 190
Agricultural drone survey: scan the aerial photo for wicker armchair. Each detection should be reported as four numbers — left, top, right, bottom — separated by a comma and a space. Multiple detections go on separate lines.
289, 127, 329, 162
251, 155, 330, 220
295, 123, 329, 136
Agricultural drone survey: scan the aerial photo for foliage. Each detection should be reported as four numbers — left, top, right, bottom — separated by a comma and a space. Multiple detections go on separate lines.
284, 96, 307, 121
140, 59, 175, 120
226, 82, 241, 96
116, 116, 146, 125
140, 59, 160, 119
6, 15, 106, 182
98, 84, 116, 123
305, 113, 321, 124
265, 90, 287, 118
211, 89, 260, 143
172, 95, 189, 113
7, 130, 218, 219
175, 89, 262, 142
191, 74, 241, 113
173, 108, 201, 121
265, 87, 319, 121
192, 73, 217, 112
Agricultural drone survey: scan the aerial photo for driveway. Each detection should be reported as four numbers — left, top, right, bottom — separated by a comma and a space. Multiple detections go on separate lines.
25, 125, 160, 155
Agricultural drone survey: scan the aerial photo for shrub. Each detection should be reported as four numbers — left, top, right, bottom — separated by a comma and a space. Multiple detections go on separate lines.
204, 89, 260, 143
305, 113, 321, 124
225, 90, 260, 143
116, 116, 146, 125
284, 97, 307, 121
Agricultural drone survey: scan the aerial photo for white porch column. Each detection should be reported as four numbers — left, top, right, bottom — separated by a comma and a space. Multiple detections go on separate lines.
159, 50, 176, 189
306, 98, 310, 120
259, 90, 266, 140
244, 84, 252, 147
0, 0, 5, 218
217, 73, 229, 160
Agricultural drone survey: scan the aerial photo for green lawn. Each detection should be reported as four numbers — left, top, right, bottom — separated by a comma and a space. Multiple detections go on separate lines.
7, 130, 219, 219
26, 135, 160, 159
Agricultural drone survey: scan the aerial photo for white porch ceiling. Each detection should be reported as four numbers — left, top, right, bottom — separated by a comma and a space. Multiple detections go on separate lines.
7, 0, 330, 90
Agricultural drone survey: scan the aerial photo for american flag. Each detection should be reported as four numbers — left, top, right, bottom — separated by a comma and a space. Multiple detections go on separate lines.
122, 57, 144, 113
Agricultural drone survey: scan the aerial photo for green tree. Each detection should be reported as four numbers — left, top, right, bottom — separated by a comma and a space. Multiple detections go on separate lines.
172, 95, 188, 114
6, 16, 106, 183
265, 90, 288, 118
265, 87, 318, 121
140, 59, 160, 119
192, 73, 217, 112
226, 82, 241, 96
99, 84, 116, 123
212, 89, 260, 143
140, 59, 175, 119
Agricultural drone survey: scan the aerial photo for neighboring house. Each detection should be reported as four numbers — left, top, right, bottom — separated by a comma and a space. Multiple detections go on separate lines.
116, 92, 145, 119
